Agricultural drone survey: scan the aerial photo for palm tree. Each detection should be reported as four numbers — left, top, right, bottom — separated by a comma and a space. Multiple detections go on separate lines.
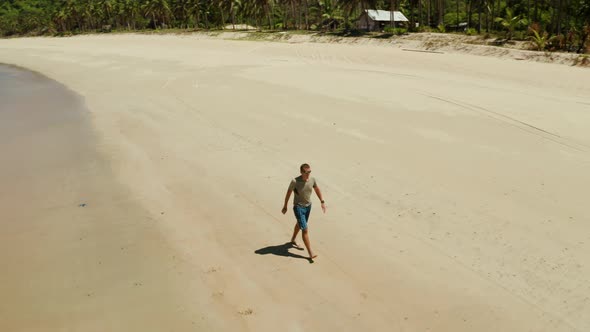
239, 0, 259, 27
339, 0, 357, 30
82, 0, 98, 30
63, 0, 82, 31
495, 7, 527, 39
172, 0, 191, 28
199, 0, 212, 28
230, 0, 242, 29
438, 0, 444, 26
99, 0, 115, 26
186, 0, 202, 29
53, 7, 70, 32
143, 0, 173, 28
216, 0, 227, 28
121, 0, 141, 30
318, 0, 343, 31
2, 0, 589, 46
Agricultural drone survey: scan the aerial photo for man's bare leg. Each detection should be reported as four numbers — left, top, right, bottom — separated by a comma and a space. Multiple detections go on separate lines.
301, 229, 317, 259
290, 223, 301, 247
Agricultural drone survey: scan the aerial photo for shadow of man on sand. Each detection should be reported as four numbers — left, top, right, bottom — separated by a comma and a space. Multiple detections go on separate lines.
255, 242, 313, 263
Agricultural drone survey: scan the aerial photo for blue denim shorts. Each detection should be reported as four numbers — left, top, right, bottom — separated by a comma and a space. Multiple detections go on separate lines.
293, 204, 312, 230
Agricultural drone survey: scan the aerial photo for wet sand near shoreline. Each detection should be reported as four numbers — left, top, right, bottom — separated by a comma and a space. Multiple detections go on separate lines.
0, 65, 219, 331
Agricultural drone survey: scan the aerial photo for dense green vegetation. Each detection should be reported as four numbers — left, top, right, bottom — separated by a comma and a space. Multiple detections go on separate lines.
1, 0, 589, 52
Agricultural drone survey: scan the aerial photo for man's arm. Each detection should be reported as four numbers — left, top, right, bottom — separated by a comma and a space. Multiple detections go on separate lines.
282, 189, 293, 214
313, 185, 327, 213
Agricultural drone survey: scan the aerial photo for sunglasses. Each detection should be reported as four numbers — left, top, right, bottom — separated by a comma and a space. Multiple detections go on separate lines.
303, 170, 311, 174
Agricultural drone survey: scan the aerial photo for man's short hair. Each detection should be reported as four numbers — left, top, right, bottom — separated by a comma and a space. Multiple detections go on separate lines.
300, 163, 310, 173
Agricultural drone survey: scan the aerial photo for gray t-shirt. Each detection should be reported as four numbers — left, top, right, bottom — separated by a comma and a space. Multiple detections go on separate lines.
288, 176, 317, 207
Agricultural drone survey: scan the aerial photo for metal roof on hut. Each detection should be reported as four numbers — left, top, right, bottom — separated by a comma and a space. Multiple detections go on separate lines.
364, 10, 409, 22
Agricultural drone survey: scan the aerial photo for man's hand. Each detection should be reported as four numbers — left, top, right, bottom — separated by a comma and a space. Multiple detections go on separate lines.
314, 186, 326, 213
281, 206, 288, 214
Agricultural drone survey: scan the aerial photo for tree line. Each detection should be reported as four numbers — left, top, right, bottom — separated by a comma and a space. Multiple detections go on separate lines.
1, 0, 589, 52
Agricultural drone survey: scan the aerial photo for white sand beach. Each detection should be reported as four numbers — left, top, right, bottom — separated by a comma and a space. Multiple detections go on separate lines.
1, 33, 589, 331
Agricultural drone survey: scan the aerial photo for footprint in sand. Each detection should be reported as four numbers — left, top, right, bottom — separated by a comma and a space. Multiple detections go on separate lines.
206, 267, 220, 273
238, 308, 254, 316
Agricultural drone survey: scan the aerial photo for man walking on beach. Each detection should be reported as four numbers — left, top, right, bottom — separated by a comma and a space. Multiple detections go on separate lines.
281, 163, 326, 260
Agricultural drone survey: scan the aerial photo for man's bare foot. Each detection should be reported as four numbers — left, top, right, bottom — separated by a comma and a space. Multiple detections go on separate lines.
291, 243, 304, 251
310, 254, 318, 259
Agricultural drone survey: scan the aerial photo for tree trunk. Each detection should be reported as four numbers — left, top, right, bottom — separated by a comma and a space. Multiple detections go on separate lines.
485, 0, 489, 32
297, 0, 302, 30
427, 0, 431, 26
438, 0, 444, 26
419, 0, 423, 28
267, 3, 273, 30
490, 0, 494, 31
492, 0, 502, 30
344, 5, 350, 30
457, 0, 460, 29
283, 1, 288, 29
231, 2, 235, 29
391, 0, 395, 28
293, 0, 297, 30
551, 0, 557, 34
478, 0, 482, 32
304, 0, 309, 29
557, 0, 562, 34
465, 0, 473, 29
219, 2, 226, 29
363, 2, 370, 30
409, 0, 419, 31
